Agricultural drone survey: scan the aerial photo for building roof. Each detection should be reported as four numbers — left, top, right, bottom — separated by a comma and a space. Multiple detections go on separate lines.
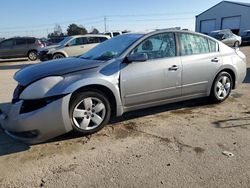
196, 1, 250, 17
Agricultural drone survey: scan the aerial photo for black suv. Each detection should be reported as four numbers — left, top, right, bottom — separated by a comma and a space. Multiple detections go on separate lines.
0, 37, 44, 61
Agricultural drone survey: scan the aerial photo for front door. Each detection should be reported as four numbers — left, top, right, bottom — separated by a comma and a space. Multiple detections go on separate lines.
120, 32, 182, 107
64, 37, 88, 56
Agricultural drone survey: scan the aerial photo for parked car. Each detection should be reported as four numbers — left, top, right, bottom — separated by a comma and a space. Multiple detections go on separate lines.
210, 30, 241, 47
0, 29, 246, 143
38, 34, 110, 61
104, 31, 122, 38
242, 30, 250, 45
0, 37, 44, 61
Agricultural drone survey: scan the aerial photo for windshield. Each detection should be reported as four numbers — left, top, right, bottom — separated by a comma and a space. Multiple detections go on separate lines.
58, 36, 73, 46
80, 34, 143, 61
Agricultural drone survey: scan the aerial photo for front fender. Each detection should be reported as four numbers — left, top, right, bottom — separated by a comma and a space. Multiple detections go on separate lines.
51, 50, 68, 57
64, 77, 123, 116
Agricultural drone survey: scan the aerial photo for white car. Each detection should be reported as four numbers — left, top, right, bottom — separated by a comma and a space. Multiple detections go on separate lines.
210, 30, 242, 47
38, 34, 110, 61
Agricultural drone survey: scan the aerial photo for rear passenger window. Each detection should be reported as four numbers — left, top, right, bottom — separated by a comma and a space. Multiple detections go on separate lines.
180, 33, 210, 56
27, 38, 35, 44
99, 37, 108, 42
87, 37, 100, 44
208, 39, 217, 52
15, 38, 26, 45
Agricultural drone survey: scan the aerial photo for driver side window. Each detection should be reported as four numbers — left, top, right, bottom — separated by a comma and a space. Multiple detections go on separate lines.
131, 33, 176, 60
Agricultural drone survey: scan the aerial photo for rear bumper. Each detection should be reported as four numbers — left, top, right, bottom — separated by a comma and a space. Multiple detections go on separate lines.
0, 94, 72, 144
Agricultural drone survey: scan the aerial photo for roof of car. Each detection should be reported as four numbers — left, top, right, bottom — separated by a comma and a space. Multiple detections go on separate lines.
132, 29, 199, 36
70, 34, 111, 38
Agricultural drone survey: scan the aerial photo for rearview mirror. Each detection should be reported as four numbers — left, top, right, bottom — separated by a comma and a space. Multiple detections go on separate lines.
127, 53, 148, 62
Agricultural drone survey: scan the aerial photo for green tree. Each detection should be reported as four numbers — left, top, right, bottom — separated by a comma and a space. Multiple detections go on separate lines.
67, 24, 88, 36
90, 27, 99, 34
47, 24, 65, 38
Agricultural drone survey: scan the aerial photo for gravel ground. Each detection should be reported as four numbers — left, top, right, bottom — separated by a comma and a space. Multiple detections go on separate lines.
0, 47, 250, 188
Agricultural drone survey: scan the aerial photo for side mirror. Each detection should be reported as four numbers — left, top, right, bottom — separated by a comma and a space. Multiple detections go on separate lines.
65, 43, 70, 47
127, 53, 148, 63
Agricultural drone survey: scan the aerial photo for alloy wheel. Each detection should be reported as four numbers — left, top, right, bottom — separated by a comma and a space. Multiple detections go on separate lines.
28, 51, 37, 61
72, 97, 106, 130
53, 54, 64, 59
215, 75, 231, 100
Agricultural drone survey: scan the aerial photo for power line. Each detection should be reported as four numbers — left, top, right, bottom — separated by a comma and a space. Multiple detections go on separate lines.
0, 16, 103, 30
106, 12, 198, 18
108, 17, 194, 22
0, 12, 198, 31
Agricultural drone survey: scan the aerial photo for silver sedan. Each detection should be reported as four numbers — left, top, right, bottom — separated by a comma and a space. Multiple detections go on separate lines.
0, 29, 247, 143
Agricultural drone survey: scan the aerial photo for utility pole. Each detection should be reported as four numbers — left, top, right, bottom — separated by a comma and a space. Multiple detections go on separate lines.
104, 16, 107, 32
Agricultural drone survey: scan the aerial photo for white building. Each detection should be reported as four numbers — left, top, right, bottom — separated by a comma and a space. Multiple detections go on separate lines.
196, 1, 250, 35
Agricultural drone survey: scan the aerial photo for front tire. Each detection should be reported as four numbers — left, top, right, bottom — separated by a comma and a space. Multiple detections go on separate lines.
69, 91, 111, 134
210, 72, 233, 103
53, 53, 65, 59
28, 50, 38, 61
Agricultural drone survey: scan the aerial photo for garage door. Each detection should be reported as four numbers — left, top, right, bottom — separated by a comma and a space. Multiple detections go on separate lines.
200, 20, 216, 34
222, 16, 241, 30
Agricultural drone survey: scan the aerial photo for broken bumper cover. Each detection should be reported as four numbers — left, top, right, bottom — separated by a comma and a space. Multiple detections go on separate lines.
0, 94, 72, 144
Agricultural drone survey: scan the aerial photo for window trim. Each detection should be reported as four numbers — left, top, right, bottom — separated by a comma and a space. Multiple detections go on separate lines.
128, 32, 178, 60
176, 32, 219, 57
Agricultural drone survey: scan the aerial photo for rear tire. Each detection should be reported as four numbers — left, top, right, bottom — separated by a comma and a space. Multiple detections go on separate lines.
210, 72, 233, 103
28, 50, 38, 61
69, 91, 111, 134
53, 53, 65, 59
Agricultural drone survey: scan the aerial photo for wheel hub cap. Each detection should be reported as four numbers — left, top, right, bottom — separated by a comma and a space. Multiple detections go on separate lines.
216, 76, 231, 99
72, 97, 106, 130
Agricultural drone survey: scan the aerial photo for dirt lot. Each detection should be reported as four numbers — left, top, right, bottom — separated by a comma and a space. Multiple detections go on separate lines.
0, 48, 250, 188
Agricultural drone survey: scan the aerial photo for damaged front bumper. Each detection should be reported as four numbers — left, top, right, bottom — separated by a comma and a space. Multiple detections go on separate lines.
0, 94, 73, 144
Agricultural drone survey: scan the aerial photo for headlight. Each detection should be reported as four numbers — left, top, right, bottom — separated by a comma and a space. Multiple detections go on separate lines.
19, 76, 63, 100
47, 48, 56, 54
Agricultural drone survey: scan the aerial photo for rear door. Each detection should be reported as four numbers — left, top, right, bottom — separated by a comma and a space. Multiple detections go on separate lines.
0, 39, 14, 58
120, 32, 182, 107
178, 33, 222, 96
12, 38, 28, 57
85, 37, 100, 51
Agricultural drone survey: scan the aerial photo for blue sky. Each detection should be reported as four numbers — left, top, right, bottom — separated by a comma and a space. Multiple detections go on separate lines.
0, 0, 250, 38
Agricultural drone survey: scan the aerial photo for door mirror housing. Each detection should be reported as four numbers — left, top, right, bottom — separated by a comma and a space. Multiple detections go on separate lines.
127, 53, 148, 63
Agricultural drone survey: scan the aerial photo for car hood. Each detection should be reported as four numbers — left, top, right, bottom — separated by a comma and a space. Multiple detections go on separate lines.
14, 58, 103, 86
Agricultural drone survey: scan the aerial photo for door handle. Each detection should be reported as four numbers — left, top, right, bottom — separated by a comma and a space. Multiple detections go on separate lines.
168, 65, 179, 71
80, 46, 84, 48
211, 57, 219, 62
